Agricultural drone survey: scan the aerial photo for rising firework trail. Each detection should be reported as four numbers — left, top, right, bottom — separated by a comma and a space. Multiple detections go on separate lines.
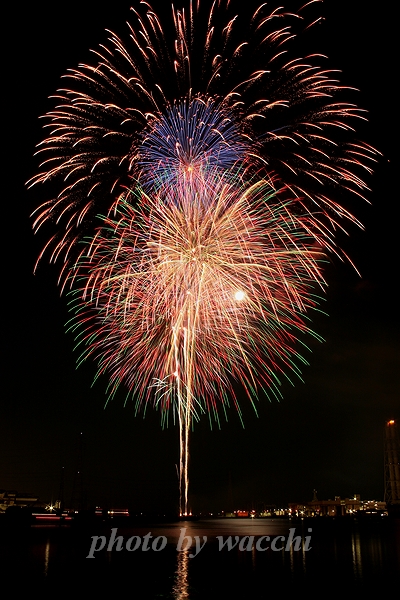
28, 1, 377, 515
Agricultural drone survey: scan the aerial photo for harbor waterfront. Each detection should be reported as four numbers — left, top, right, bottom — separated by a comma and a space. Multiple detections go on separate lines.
1, 516, 398, 596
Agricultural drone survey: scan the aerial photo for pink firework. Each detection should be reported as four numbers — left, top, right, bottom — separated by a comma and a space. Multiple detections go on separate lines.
28, 1, 377, 278
69, 171, 326, 514
28, 1, 378, 514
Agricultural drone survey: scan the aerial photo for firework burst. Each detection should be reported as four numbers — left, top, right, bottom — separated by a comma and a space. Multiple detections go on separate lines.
137, 98, 249, 193
28, 1, 377, 514
69, 172, 326, 514
28, 0, 377, 274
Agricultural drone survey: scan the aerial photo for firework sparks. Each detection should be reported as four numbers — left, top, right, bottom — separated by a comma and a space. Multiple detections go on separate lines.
137, 98, 249, 193
28, 1, 377, 273
69, 173, 326, 514
28, 1, 377, 514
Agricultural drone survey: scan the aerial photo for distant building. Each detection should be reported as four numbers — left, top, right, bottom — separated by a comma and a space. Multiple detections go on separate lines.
288, 494, 386, 517
0, 490, 39, 512
384, 419, 400, 505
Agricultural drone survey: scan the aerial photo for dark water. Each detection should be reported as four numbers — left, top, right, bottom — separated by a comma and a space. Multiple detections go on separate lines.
1, 518, 399, 596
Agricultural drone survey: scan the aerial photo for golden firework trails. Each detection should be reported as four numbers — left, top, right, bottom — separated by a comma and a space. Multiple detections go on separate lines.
69, 172, 326, 514
28, 2, 377, 275
28, 2, 378, 513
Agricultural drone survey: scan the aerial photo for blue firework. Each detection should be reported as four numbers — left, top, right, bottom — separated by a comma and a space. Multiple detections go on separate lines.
136, 98, 248, 194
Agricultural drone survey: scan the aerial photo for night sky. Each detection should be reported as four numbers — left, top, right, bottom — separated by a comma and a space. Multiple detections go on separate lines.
2, 0, 397, 513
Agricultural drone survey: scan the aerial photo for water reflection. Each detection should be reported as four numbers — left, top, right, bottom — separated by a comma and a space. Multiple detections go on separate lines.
368, 532, 383, 571
351, 530, 362, 581
351, 524, 386, 582
43, 539, 50, 577
2, 517, 397, 593
172, 549, 190, 599
288, 540, 307, 576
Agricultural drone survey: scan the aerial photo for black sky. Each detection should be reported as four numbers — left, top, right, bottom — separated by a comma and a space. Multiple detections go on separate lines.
2, 0, 397, 513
